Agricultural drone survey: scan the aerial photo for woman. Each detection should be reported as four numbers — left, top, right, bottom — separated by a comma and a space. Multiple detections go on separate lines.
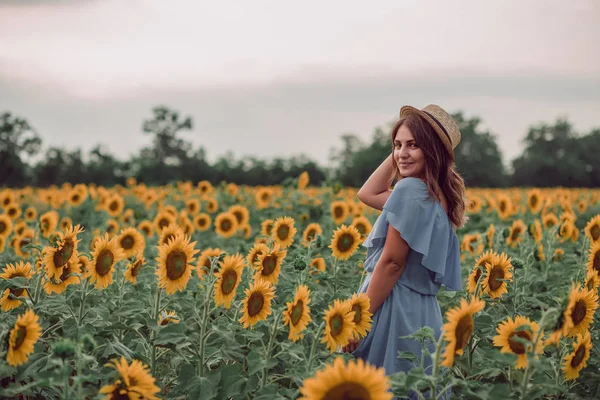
342, 104, 467, 380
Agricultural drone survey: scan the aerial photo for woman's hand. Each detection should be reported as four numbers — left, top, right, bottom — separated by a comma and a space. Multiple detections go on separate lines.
342, 337, 361, 353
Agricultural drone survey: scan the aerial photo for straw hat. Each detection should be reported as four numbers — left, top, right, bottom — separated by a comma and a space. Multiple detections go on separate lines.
399, 104, 461, 159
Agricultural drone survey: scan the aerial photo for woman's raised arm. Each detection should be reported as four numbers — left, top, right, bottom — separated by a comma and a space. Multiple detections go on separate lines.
356, 154, 395, 211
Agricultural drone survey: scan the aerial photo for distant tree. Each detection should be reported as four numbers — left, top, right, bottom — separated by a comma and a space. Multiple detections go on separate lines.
34, 147, 86, 186
511, 119, 585, 187
141, 106, 193, 165
0, 112, 42, 186
452, 112, 508, 187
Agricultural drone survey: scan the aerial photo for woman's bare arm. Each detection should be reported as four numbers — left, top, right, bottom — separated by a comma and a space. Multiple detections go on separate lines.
356, 154, 395, 211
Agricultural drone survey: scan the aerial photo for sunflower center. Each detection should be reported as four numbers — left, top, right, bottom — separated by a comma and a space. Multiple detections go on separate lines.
52, 239, 75, 268
591, 225, 600, 241
261, 193, 269, 201
120, 235, 134, 250
306, 229, 317, 241
261, 255, 277, 276
508, 330, 531, 354
13, 326, 27, 350
95, 249, 115, 277
593, 251, 600, 273
10, 287, 25, 297
499, 202, 507, 212
131, 260, 143, 277
109, 201, 119, 211
510, 227, 522, 241
8, 207, 17, 217
158, 218, 170, 229
220, 219, 233, 232
59, 265, 71, 282
72, 194, 80, 202
354, 223, 366, 235
233, 211, 243, 224
323, 383, 370, 400
110, 384, 130, 400
337, 233, 355, 252
198, 218, 207, 227
330, 314, 344, 337
455, 315, 474, 350
166, 251, 187, 280
290, 300, 304, 326
570, 344, 587, 368
220, 269, 238, 295
488, 266, 505, 291
333, 207, 344, 218
0, 221, 6, 233
351, 304, 362, 325
277, 225, 290, 240
530, 196, 538, 207
571, 300, 587, 326
247, 292, 265, 317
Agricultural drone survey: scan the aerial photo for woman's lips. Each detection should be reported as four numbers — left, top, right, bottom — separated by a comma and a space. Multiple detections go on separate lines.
399, 162, 413, 167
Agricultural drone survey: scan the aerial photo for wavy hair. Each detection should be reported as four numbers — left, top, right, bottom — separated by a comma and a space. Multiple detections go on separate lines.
389, 113, 468, 229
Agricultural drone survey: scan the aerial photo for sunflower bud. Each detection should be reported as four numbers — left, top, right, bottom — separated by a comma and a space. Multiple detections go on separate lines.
293, 256, 308, 272
315, 234, 325, 249
52, 339, 77, 360
81, 334, 97, 353
502, 228, 510, 238
511, 258, 525, 269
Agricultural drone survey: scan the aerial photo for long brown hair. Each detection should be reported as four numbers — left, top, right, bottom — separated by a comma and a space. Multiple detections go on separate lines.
389, 113, 468, 229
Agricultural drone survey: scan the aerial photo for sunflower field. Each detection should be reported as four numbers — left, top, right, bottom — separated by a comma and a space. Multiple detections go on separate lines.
1, 174, 600, 399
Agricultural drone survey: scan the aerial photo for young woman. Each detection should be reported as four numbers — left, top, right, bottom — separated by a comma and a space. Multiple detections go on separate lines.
343, 104, 467, 380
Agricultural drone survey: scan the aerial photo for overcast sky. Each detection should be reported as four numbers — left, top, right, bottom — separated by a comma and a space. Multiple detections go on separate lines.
1, 0, 599, 169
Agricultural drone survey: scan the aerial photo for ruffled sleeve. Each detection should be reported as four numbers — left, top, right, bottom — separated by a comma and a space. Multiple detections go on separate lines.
362, 177, 462, 291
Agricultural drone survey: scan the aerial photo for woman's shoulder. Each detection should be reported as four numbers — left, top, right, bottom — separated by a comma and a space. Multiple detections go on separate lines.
392, 177, 428, 197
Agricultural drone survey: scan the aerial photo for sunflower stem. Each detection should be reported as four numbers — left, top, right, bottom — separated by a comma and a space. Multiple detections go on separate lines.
430, 332, 444, 400
150, 288, 162, 378
261, 310, 282, 388
519, 308, 553, 399
306, 321, 325, 373
198, 278, 215, 377
32, 268, 44, 306
77, 279, 89, 329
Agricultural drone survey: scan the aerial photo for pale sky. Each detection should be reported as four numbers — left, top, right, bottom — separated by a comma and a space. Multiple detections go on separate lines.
1, 0, 599, 169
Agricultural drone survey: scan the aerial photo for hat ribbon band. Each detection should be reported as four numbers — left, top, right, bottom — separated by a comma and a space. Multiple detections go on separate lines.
422, 111, 451, 143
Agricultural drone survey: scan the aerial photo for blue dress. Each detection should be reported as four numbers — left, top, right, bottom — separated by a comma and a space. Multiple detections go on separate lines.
352, 177, 462, 381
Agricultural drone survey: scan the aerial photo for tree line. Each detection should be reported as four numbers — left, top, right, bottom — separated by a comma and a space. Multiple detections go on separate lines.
1, 106, 599, 188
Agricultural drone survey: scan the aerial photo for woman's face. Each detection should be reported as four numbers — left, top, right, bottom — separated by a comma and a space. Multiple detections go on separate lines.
393, 124, 426, 179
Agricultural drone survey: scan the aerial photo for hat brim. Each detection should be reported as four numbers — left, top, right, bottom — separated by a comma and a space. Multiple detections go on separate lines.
399, 106, 454, 159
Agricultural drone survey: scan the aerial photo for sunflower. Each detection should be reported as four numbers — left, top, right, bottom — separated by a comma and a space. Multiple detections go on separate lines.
329, 225, 361, 260
480, 252, 513, 299
505, 219, 526, 248
0, 261, 34, 311
246, 242, 269, 269
0, 190, 15, 208
271, 216, 297, 248
309, 257, 326, 275
116, 227, 145, 259
98, 357, 160, 400
185, 198, 201, 215
346, 293, 373, 339
214, 212, 239, 239
557, 220, 576, 243
301, 223, 322, 247
299, 357, 392, 400
14, 219, 27, 236
77, 254, 90, 276
350, 216, 373, 238
492, 315, 543, 369
461, 234, 483, 255
467, 250, 496, 295
562, 331, 592, 381
533, 244, 545, 261
86, 233, 125, 290
297, 171, 310, 189
214, 253, 245, 308
321, 299, 356, 352
14, 228, 35, 258
526, 189, 544, 214
179, 215, 195, 236
528, 220, 543, 243
5, 203, 21, 219
0, 214, 13, 238
587, 242, 600, 274
43, 224, 84, 280
193, 213, 211, 232
225, 183, 239, 196
105, 219, 119, 237
331, 200, 349, 225
563, 283, 598, 337
260, 219, 274, 236
253, 243, 287, 285
197, 180, 213, 196
0, 235, 5, 253
24, 207, 37, 221
495, 194, 513, 220
153, 211, 176, 235
158, 223, 184, 247
103, 194, 124, 218
158, 310, 180, 326
155, 233, 198, 295
239, 279, 276, 329
67, 186, 87, 207
228, 205, 250, 228
43, 260, 81, 295
124, 256, 145, 285
584, 214, 600, 244
255, 187, 273, 209
553, 248, 565, 262
6, 309, 42, 367
584, 267, 600, 292
120, 209, 135, 226
137, 220, 154, 237
440, 296, 486, 367
542, 213, 559, 230
196, 248, 223, 279
485, 224, 495, 249
283, 285, 312, 341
